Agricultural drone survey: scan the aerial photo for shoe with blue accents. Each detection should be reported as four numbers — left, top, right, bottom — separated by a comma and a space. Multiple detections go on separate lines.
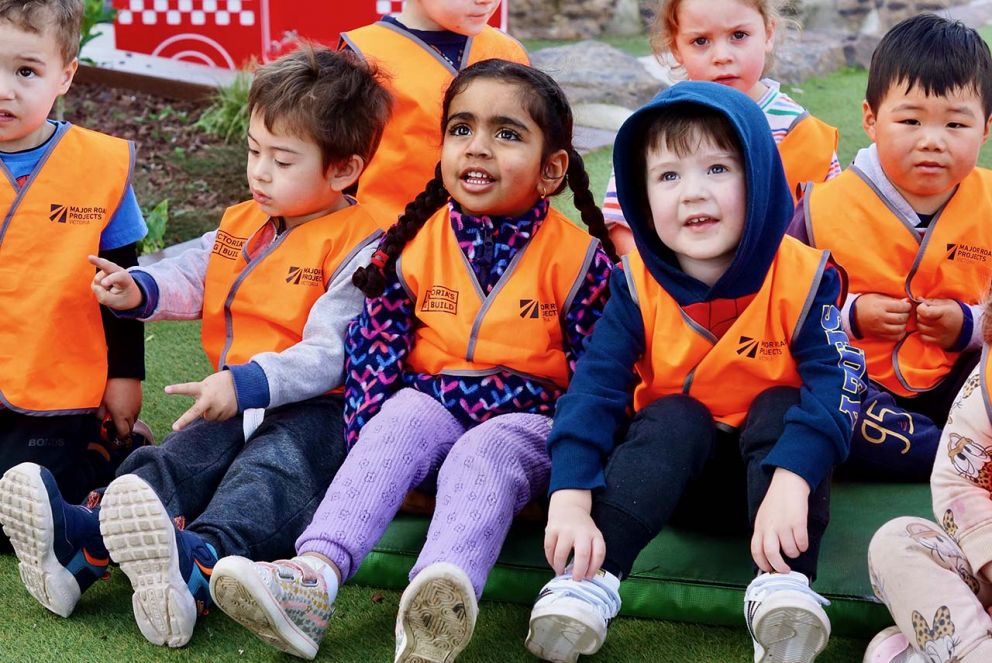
745, 571, 831, 663
0, 462, 109, 617
100, 473, 217, 648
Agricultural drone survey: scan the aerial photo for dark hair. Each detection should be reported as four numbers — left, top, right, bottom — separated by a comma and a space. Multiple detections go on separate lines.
628, 105, 744, 223
866, 13, 992, 118
353, 58, 618, 297
0, 0, 82, 64
248, 46, 392, 170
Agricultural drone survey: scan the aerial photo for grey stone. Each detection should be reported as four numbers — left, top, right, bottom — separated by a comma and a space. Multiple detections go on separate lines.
531, 40, 662, 108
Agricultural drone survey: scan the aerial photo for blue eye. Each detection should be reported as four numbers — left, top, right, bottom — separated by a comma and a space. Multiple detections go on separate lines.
709, 164, 729, 174
660, 171, 678, 182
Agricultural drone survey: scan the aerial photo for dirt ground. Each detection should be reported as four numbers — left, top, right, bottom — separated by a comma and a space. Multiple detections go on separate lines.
62, 82, 247, 245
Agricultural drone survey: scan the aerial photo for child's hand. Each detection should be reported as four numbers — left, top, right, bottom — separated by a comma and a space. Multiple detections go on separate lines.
165, 370, 238, 431
88, 255, 142, 310
916, 299, 964, 349
544, 489, 605, 580
100, 377, 142, 437
854, 294, 913, 340
751, 468, 811, 574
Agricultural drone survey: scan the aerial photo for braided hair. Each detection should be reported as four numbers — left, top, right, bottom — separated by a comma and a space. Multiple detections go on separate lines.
353, 59, 618, 297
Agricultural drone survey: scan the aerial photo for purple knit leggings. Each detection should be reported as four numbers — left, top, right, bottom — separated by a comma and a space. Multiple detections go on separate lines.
296, 388, 551, 598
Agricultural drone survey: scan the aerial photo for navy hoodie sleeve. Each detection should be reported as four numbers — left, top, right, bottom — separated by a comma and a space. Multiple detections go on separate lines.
763, 265, 867, 490
547, 268, 645, 493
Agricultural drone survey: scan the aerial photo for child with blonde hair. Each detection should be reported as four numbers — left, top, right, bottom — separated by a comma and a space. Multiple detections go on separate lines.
604, 0, 840, 254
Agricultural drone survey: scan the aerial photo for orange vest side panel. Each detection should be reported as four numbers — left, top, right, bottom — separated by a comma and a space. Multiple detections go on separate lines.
200, 201, 382, 372
342, 24, 528, 228
400, 205, 597, 388
807, 168, 992, 396
0, 125, 132, 413
777, 114, 839, 202
629, 237, 828, 427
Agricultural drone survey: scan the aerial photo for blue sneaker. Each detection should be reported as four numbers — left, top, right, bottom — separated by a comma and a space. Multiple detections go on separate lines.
100, 474, 217, 647
0, 462, 109, 617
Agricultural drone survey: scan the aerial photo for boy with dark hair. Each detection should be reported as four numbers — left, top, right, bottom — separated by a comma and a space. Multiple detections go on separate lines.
0, 0, 148, 523
789, 13, 992, 481
0, 46, 391, 650
524, 81, 865, 663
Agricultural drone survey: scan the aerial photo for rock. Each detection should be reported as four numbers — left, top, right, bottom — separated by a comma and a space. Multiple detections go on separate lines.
770, 28, 848, 84
508, 0, 616, 40
531, 40, 663, 108
843, 31, 881, 69
608, 0, 645, 35
573, 103, 634, 131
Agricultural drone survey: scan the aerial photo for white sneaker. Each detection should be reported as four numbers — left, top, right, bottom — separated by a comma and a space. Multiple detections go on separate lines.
744, 571, 831, 663
525, 568, 621, 663
863, 626, 925, 663
395, 562, 478, 663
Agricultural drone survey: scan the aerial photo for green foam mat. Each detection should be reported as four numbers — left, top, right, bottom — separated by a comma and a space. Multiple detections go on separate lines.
351, 482, 930, 637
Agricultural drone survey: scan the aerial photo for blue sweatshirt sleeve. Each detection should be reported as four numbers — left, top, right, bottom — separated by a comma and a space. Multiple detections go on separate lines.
547, 269, 645, 493
762, 265, 867, 490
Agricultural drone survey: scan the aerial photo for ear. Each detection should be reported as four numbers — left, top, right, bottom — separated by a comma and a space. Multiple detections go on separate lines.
327, 154, 365, 192
862, 99, 877, 143
58, 57, 78, 96
983, 114, 991, 145
541, 149, 569, 194
764, 18, 776, 54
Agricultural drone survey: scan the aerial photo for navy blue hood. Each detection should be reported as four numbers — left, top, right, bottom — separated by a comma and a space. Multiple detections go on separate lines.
612, 81, 794, 304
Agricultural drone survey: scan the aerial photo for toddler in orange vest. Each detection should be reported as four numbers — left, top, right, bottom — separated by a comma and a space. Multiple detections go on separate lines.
788, 14, 992, 482
0, 47, 391, 650
339, 0, 528, 228
206, 60, 618, 662
604, 0, 840, 255
524, 81, 866, 663
0, 0, 150, 539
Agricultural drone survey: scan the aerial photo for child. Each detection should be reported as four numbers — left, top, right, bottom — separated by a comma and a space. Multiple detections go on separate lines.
0, 0, 148, 520
524, 81, 866, 663
604, 0, 840, 255
207, 59, 618, 662
863, 301, 992, 663
0, 46, 391, 648
788, 14, 992, 482
340, 0, 528, 228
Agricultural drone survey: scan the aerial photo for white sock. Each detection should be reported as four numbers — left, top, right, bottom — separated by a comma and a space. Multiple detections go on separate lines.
295, 555, 340, 603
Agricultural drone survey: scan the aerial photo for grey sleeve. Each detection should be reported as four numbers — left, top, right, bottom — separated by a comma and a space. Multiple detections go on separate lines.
249, 243, 375, 408
131, 231, 215, 321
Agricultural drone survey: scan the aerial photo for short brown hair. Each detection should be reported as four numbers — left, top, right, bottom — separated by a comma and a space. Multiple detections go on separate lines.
248, 46, 392, 171
650, 0, 786, 59
0, 0, 83, 64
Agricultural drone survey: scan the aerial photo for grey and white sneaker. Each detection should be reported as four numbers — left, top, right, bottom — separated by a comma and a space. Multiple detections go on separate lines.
862, 626, 925, 663
745, 571, 831, 663
525, 568, 621, 663
395, 562, 478, 663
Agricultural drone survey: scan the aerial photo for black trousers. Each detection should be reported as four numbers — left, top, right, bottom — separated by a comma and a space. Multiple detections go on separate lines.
592, 387, 831, 580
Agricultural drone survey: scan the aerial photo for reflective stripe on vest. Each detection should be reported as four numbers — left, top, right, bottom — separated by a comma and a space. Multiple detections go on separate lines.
806, 167, 992, 396
341, 23, 528, 228
0, 125, 132, 414
398, 205, 598, 388
200, 201, 382, 375
626, 237, 829, 427
777, 113, 839, 202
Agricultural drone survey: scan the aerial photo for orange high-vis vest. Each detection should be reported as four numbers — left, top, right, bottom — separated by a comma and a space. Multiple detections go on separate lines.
626, 237, 830, 427
805, 167, 992, 397
778, 113, 839, 203
341, 23, 529, 228
980, 345, 992, 420
200, 201, 382, 372
398, 205, 599, 388
0, 125, 133, 414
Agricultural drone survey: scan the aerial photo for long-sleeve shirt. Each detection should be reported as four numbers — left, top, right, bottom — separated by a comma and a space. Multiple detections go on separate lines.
342, 199, 614, 447
120, 223, 374, 411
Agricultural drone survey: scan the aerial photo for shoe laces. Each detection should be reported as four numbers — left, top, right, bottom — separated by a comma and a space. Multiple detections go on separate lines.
744, 572, 830, 608
538, 570, 621, 622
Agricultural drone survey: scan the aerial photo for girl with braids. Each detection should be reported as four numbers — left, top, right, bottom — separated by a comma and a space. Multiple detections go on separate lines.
207, 59, 617, 662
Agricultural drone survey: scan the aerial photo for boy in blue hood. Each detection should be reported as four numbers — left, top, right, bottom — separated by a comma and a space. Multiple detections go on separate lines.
523, 82, 867, 663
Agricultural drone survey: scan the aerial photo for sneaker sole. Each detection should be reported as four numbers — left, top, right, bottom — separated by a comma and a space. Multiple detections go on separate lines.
753, 602, 830, 663
396, 563, 477, 663
210, 556, 319, 660
100, 474, 195, 647
0, 463, 80, 618
525, 599, 606, 663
